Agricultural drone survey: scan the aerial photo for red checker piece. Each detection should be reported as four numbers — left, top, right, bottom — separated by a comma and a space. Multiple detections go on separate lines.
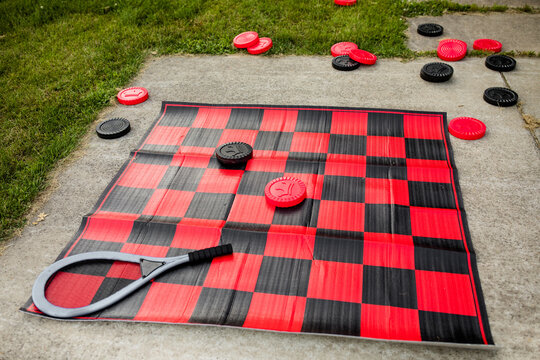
247, 37, 273, 55
449, 117, 486, 140
331, 42, 358, 57
334, 0, 357, 5
349, 49, 377, 65
265, 177, 307, 208
233, 31, 259, 49
473, 38, 502, 53
437, 39, 467, 61
117, 87, 148, 105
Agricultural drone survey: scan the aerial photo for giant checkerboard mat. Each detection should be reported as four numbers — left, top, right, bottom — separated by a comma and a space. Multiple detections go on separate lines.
24, 102, 494, 347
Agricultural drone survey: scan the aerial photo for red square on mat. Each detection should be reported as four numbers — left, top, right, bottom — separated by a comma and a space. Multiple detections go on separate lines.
218, 129, 258, 147
325, 154, 366, 178
366, 136, 406, 158
82, 215, 134, 243
243, 293, 306, 332
178, 146, 216, 157
410, 207, 462, 240
265, 232, 315, 260
416, 270, 477, 316
117, 163, 169, 189
246, 157, 287, 173
170, 154, 211, 168
403, 114, 443, 140
364, 178, 409, 206
361, 304, 421, 341
259, 109, 298, 132
227, 195, 275, 225
142, 189, 195, 218
203, 253, 263, 292
196, 168, 243, 194
307, 260, 363, 303
363, 233, 415, 270
290, 132, 330, 153
406, 159, 451, 183
145, 126, 189, 146
106, 261, 141, 280
191, 107, 231, 129
45, 272, 104, 308
330, 111, 368, 136
283, 172, 324, 200
121, 242, 169, 257
135, 283, 202, 322
170, 224, 221, 250
317, 201, 365, 233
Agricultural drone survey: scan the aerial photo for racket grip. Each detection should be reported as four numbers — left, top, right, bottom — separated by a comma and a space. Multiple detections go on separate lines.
188, 244, 233, 263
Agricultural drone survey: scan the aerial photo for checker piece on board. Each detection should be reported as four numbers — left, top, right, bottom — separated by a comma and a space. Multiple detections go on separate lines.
216, 142, 253, 166
265, 177, 307, 208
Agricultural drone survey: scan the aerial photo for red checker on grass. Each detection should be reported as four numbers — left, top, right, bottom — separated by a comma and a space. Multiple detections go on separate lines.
203, 253, 263, 292
260, 109, 298, 132
473, 39, 502, 53
243, 293, 306, 332
82, 215, 135, 243
283, 173, 324, 200
318, 201, 365, 233
349, 49, 377, 65
366, 136, 406, 158
331, 42, 358, 57
437, 39, 467, 61
45, 272, 104, 308
403, 114, 444, 140
142, 189, 195, 218
264, 232, 315, 259
307, 260, 363, 303
233, 31, 259, 49
117, 163, 169, 189
334, 0, 357, 7
145, 126, 189, 146
364, 178, 409, 206
117, 87, 148, 106
361, 304, 421, 341
135, 283, 202, 322
416, 270, 477, 316
406, 159, 451, 183
170, 224, 221, 249
246, 158, 288, 173
191, 107, 231, 129
106, 261, 141, 280
218, 129, 258, 147
247, 37, 273, 55
171, 154, 211, 168
325, 154, 367, 178
227, 194, 275, 225
289, 132, 330, 153
363, 233, 415, 270
196, 168, 243, 194
330, 111, 367, 135
121, 242, 169, 257
449, 117, 486, 140
410, 207, 462, 240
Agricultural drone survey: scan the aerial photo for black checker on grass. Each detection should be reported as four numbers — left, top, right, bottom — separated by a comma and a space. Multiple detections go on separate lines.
332, 55, 360, 71
485, 55, 516, 72
420, 62, 453, 83
483, 87, 518, 107
417, 23, 443, 37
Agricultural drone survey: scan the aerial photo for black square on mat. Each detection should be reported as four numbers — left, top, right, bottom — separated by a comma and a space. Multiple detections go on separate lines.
94, 283, 151, 319
408, 181, 456, 209
133, 152, 174, 166
362, 265, 417, 309
157, 248, 212, 286
254, 257, 312, 297
189, 288, 252, 327
140, 144, 180, 154
226, 108, 264, 130
301, 298, 361, 336
328, 134, 367, 156
405, 138, 447, 161
272, 198, 319, 228
220, 228, 267, 255
367, 112, 404, 137
159, 106, 198, 127
184, 193, 235, 220
236, 171, 284, 196
253, 131, 293, 151
313, 235, 363, 264
419, 311, 484, 344
414, 247, 469, 274
364, 204, 411, 235
61, 258, 114, 277
365, 156, 407, 180
321, 175, 365, 203
158, 167, 205, 191
100, 186, 155, 215
295, 110, 332, 133
126, 222, 177, 247
91, 278, 136, 304
181, 128, 223, 148
70, 239, 124, 256
413, 236, 465, 252
284, 159, 322, 174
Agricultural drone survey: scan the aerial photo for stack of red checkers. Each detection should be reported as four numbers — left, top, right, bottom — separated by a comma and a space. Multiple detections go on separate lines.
437, 39, 467, 61
449, 117, 486, 140
349, 49, 377, 65
473, 39, 502, 53
334, 0, 357, 5
117, 87, 149, 106
233, 31, 273, 55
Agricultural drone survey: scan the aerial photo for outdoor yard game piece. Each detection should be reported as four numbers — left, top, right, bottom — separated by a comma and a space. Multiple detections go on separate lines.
264, 177, 307, 208
473, 39, 502, 53
334, 0, 357, 6
216, 142, 253, 166
332, 55, 360, 71
485, 54, 516, 72
437, 39, 467, 62
449, 117, 486, 140
483, 87, 518, 107
32, 244, 233, 318
96, 118, 131, 139
349, 49, 377, 65
233, 31, 259, 49
331, 42, 358, 57
117, 87, 149, 105
247, 37, 273, 55
417, 23, 443, 37
22, 102, 494, 348
420, 62, 454, 83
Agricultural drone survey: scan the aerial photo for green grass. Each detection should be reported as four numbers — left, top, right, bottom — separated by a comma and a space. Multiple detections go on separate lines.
0, 0, 531, 242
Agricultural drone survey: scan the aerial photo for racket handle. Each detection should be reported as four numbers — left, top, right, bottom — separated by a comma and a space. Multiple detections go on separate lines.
188, 244, 233, 263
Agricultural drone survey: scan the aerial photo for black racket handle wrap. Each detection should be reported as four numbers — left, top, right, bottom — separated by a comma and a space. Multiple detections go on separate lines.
188, 244, 233, 263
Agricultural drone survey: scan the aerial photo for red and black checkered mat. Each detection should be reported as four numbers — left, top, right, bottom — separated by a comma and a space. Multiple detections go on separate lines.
23, 102, 494, 346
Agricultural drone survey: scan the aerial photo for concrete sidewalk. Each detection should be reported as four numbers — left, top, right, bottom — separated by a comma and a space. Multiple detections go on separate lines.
1, 55, 539, 359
